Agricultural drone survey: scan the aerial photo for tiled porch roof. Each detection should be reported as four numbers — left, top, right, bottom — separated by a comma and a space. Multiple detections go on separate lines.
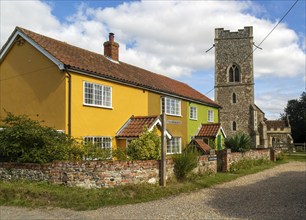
116, 116, 159, 138
196, 123, 222, 138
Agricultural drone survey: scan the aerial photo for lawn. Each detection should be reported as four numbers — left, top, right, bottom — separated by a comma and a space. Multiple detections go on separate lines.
0, 159, 287, 211
285, 151, 306, 162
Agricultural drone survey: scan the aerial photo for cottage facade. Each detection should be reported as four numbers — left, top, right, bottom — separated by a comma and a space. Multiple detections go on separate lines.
0, 27, 222, 154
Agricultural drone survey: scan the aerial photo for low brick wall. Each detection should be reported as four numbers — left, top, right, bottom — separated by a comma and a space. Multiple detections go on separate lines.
217, 148, 272, 172
0, 155, 217, 188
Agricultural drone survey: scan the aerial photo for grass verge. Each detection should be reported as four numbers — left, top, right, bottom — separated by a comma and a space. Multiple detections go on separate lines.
0, 159, 288, 211
285, 151, 306, 162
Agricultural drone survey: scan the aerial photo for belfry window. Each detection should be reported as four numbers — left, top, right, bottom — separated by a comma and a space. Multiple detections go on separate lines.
232, 93, 237, 103
229, 64, 240, 82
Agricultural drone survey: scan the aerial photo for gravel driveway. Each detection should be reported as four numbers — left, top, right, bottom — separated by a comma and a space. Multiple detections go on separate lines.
1, 161, 305, 220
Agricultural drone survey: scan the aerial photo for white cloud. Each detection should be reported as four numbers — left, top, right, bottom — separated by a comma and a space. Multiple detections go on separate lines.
0, 0, 61, 45
1, 0, 305, 119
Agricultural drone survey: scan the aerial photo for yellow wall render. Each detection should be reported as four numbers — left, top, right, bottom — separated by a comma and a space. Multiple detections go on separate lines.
148, 92, 188, 148
69, 73, 149, 148
0, 40, 66, 130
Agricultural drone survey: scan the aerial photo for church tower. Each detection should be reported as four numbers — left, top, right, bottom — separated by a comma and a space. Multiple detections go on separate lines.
214, 26, 256, 141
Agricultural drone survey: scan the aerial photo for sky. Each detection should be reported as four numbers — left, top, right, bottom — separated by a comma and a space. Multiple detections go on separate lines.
1, 0, 305, 119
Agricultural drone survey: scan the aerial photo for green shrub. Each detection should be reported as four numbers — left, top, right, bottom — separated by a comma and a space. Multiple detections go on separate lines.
0, 112, 97, 163
172, 149, 199, 181
82, 142, 112, 161
224, 133, 252, 152
127, 127, 161, 160
112, 147, 129, 161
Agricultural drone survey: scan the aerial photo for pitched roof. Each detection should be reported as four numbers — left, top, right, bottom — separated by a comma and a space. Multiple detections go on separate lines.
196, 123, 226, 138
1, 27, 220, 108
191, 139, 212, 154
265, 120, 289, 130
116, 115, 171, 138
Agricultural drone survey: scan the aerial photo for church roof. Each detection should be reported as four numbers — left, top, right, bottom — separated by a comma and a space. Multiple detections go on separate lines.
265, 120, 290, 130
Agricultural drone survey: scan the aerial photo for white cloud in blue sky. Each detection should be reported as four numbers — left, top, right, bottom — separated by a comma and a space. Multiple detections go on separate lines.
1, 0, 305, 119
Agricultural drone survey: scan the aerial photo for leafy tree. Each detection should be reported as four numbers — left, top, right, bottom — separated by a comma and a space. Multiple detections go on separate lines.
280, 92, 306, 143
224, 133, 252, 152
127, 127, 161, 160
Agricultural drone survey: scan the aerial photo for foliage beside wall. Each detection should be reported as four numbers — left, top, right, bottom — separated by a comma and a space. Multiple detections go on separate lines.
0, 112, 107, 163
127, 127, 161, 160
172, 149, 199, 181
224, 133, 252, 152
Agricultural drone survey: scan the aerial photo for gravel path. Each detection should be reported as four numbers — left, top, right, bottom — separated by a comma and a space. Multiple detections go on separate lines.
1, 162, 305, 220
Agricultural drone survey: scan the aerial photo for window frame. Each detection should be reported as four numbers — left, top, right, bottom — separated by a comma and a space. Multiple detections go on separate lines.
208, 110, 214, 122
166, 137, 182, 155
161, 97, 181, 116
190, 106, 198, 120
83, 136, 112, 159
83, 81, 112, 108
83, 136, 112, 150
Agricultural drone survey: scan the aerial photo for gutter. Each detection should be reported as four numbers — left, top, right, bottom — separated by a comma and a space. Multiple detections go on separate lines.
64, 65, 72, 137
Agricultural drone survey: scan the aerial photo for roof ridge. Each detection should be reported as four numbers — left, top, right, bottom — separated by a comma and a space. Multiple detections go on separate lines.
133, 115, 159, 119
17, 27, 111, 62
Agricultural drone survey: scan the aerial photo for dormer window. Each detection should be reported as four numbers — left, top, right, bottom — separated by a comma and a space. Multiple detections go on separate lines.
229, 64, 240, 82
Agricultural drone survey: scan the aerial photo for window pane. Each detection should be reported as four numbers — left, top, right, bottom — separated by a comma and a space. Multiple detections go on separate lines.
235, 67, 240, 82
103, 86, 111, 107
84, 82, 112, 107
229, 68, 234, 82
94, 84, 102, 106
234, 93, 237, 103
165, 97, 180, 116
84, 82, 93, 104
208, 110, 214, 122
167, 137, 181, 154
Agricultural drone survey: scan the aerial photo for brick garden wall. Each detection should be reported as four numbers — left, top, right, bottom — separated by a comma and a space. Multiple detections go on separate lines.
0, 155, 217, 188
217, 148, 274, 172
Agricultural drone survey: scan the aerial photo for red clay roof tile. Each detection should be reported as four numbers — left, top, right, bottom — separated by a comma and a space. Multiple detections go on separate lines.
16, 27, 220, 108
196, 123, 221, 137
192, 139, 212, 154
116, 116, 159, 138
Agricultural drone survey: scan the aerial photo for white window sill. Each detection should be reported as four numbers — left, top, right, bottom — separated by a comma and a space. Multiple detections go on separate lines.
165, 113, 182, 117
166, 152, 182, 155
83, 103, 113, 109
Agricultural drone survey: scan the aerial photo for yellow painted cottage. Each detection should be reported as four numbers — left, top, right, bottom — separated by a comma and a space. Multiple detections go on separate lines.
0, 27, 224, 154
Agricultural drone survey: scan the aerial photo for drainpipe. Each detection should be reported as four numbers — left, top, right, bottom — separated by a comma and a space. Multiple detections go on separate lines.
64, 65, 72, 137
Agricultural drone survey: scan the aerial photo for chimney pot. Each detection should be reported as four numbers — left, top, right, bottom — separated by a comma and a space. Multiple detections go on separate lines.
109, 33, 114, 42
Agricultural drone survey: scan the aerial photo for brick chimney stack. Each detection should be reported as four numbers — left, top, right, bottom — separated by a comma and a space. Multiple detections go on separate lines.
103, 33, 119, 61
